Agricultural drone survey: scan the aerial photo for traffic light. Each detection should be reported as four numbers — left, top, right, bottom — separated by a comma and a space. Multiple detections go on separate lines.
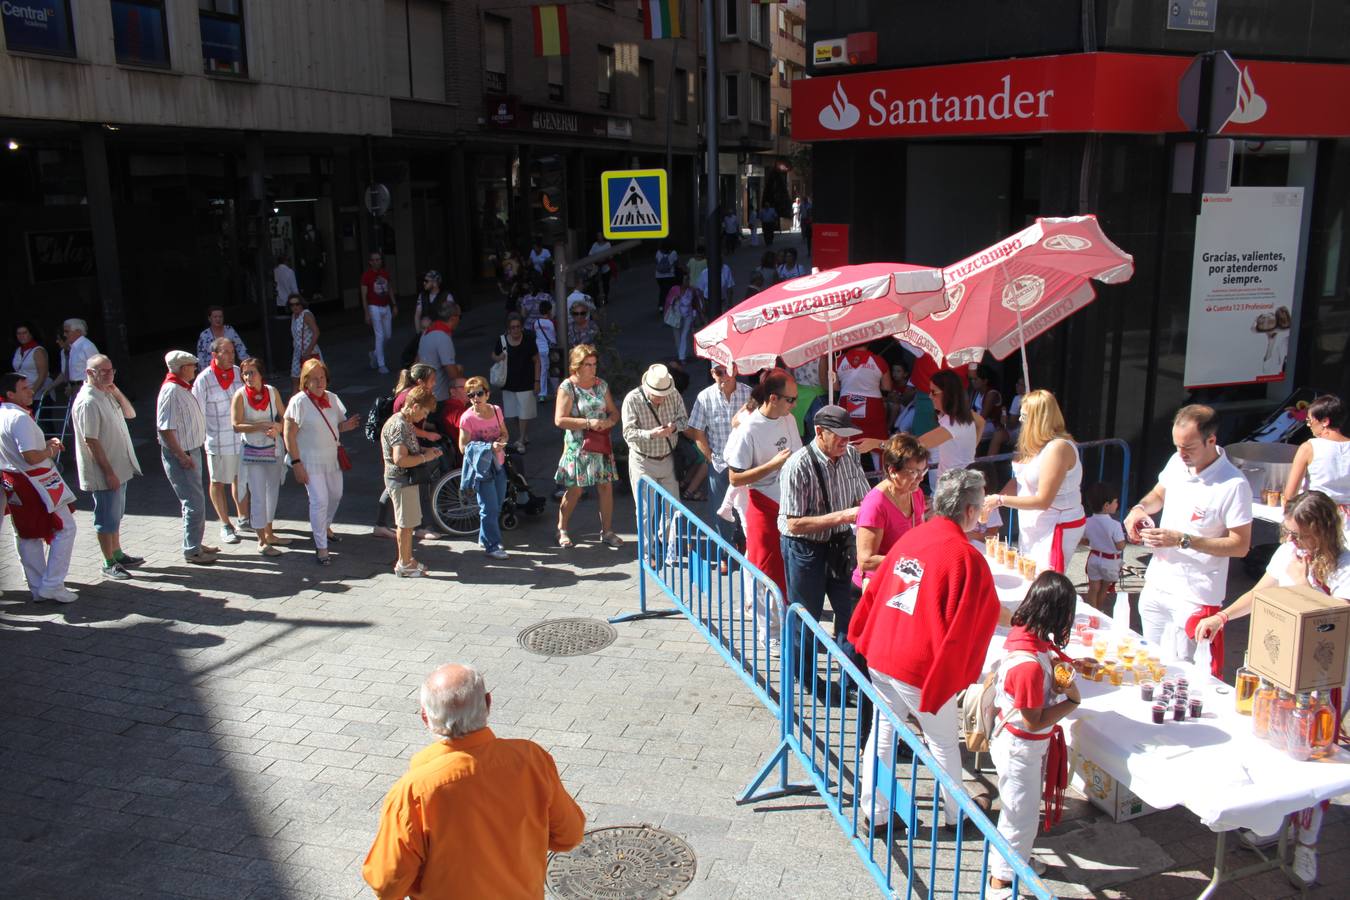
534, 153, 567, 243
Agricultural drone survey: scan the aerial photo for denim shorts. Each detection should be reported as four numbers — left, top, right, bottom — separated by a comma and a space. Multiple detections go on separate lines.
91, 484, 127, 534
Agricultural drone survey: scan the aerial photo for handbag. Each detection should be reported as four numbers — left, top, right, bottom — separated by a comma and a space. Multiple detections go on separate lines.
242, 390, 281, 464
310, 392, 353, 472
663, 294, 685, 328
582, 428, 612, 454
489, 334, 509, 388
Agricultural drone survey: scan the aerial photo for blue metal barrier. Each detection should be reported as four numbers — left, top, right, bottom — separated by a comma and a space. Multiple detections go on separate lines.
743, 604, 1056, 899
611, 477, 785, 716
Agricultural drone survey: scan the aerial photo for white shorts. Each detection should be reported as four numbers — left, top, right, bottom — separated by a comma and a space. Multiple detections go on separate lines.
1085, 553, 1123, 584
502, 390, 538, 421
206, 451, 241, 485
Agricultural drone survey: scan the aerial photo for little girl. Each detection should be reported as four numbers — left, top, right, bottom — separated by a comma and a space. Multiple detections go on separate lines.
1082, 481, 1126, 611
989, 571, 1081, 897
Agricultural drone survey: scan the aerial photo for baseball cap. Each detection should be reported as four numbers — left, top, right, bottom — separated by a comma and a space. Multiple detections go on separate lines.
813, 404, 863, 437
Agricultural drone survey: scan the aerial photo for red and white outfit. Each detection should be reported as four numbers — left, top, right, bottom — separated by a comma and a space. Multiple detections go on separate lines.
0, 401, 77, 599
836, 348, 889, 442
362, 267, 395, 371
849, 516, 1002, 826
1084, 512, 1126, 587
1012, 439, 1085, 573
723, 409, 801, 596
990, 627, 1069, 883
1138, 449, 1252, 671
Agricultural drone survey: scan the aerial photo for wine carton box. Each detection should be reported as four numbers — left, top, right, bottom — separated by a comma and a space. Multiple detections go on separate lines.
1070, 749, 1156, 823
1247, 584, 1350, 694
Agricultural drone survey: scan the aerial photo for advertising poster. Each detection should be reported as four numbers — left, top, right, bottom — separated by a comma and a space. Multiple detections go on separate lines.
812, 223, 849, 270
1183, 186, 1304, 389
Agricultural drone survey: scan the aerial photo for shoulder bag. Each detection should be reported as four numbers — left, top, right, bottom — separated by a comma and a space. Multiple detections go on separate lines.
242, 389, 282, 464
489, 334, 509, 388
310, 392, 352, 472
806, 449, 856, 581
573, 381, 612, 455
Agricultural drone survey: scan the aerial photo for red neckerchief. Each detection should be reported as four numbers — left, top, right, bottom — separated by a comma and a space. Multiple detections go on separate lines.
210, 360, 236, 391
425, 321, 453, 336
843, 348, 872, 370
164, 373, 192, 390
17, 340, 39, 353
306, 390, 331, 410
244, 385, 270, 411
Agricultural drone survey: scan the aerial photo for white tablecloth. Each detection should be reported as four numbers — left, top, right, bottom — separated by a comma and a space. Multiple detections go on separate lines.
981, 554, 1350, 835
1252, 501, 1284, 524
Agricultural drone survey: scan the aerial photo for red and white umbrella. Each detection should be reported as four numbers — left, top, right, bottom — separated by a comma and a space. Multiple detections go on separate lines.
901, 216, 1134, 388
694, 263, 946, 378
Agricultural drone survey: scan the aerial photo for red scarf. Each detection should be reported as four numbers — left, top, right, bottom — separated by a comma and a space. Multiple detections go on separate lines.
244, 385, 270, 411
425, 320, 453, 336
306, 390, 330, 410
1001, 626, 1070, 831
1049, 516, 1088, 573
1183, 606, 1225, 679
163, 373, 192, 390
17, 340, 39, 353
210, 360, 235, 391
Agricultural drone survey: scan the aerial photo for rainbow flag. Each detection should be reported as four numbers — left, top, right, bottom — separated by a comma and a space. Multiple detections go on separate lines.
643, 0, 682, 39
532, 4, 569, 57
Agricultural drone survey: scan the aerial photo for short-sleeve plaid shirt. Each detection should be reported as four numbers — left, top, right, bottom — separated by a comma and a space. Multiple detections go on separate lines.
688, 381, 752, 472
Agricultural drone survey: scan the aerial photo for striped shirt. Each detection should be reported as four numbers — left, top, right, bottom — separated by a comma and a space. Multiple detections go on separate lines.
156, 381, 207, 452
191, 366, 243, 455
688, 381, 752, 472
620, 388, 689, 460
778, 441, 869, 542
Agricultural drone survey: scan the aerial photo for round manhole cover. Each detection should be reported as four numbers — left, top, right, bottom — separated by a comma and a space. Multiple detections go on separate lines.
517, 618, 618, 657
547, 825, 696, 899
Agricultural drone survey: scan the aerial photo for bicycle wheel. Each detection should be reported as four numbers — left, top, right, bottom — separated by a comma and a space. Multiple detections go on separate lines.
431, 468, 480, 535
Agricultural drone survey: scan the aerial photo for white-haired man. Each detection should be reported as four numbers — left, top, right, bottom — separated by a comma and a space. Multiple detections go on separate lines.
72, 354, 143, 579
192, 337, 249, 544
364, 663, 585, 899
52, 319, 98, 398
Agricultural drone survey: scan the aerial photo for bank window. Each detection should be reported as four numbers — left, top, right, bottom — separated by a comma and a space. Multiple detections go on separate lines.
748, 2, 768, 45
483, 15, 508, 93
198, 0, 246, 76
749, 75, 768, 123
673, 68, 689, 123
639, 57, 655, 119
112, 0, 171, 68
721, 0, 737, 39
546, 55, 565, 102
2, 0, 77, 58
722, 72, 739, 120
597, 45, 615, 110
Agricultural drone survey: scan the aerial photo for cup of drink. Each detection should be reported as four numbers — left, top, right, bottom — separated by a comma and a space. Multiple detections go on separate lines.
1140, 680, 1155, 701
985, 535, 998, 558
1161, 679, 1176, 696
1081, 630, 1095, 650
1092, 642, 1108, 662
1151, 703, 1167, 724
1173, 700, 1188, 722
1177, 677, 1190, 692
1104, 660, 1120, 685
1188, 689, 1204, 719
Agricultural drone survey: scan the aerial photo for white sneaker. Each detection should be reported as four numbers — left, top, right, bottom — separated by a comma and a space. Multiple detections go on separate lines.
235, 517, 255, 533
220, 526, 240, 545
487, 548, 509, 560
1291, 844, 1317, 887
38, 587, 78, 604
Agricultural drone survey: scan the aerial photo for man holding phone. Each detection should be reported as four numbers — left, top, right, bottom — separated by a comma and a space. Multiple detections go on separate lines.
1124, 404, 1252, 672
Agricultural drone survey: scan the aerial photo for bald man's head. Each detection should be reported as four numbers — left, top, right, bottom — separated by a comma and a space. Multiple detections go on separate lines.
419, 664, 490, 739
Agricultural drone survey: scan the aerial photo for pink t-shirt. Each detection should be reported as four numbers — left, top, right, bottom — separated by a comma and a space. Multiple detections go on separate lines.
458, 405, 506, 465
852, 486, 926, 586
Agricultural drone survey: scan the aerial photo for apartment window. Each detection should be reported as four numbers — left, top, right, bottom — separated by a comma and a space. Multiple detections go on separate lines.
776, 58, 786, 87
778, 8, 786, 33
597, 45, 615, 110
112, 0, 171, 67
546, 55, 565, 102
484, 15, 508, 93
721, 0, 737, 38
639, 57, 655, 119
673, 68, 689, 123
2, 0, 77, 57
777, 105, 791, 136
749, 75, 769, 123
198, 0, 246, 76
722, 72, 739, 120
748, 2, 768, 45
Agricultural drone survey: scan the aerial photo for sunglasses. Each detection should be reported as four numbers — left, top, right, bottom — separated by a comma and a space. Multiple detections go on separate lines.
468, 390, 487, 399
572, 310, 588, 316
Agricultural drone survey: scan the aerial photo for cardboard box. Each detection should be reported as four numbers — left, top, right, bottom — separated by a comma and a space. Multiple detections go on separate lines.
1070, 749, 1157, 823
1247, 584, 1350, 694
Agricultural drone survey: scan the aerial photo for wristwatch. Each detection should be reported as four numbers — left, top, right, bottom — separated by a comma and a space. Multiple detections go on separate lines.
290, 458, 303, 467
1179, 533, 1192, 550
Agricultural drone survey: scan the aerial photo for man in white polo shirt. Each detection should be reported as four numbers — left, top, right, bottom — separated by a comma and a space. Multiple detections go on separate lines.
192, 337, 249, 545
159, 350, 216, 565
1125, 404, 1251, 674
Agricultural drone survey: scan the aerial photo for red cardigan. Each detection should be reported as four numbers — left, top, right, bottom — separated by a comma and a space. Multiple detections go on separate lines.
847, 516, 1001, 712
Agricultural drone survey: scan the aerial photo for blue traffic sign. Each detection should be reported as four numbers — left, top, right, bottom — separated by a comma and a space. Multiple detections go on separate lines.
601, 169, 669, 240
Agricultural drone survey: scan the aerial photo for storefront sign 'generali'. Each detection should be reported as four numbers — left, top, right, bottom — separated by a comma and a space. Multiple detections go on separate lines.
793, 52, 1350, 141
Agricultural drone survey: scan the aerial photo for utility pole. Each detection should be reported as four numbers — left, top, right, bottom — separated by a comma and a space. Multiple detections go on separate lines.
702, 0, 722, 317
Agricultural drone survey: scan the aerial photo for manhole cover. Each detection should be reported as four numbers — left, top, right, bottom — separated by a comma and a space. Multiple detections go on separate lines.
517, 618, 618, 657
547, 825, 696, 899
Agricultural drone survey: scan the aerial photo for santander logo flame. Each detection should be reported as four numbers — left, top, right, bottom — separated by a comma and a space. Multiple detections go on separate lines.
818, 83, 860, 131
1228, 67, 1268, 125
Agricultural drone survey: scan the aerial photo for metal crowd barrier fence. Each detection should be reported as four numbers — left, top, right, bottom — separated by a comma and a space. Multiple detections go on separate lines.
742, 604, 1056, 900
611, 477, 785, 715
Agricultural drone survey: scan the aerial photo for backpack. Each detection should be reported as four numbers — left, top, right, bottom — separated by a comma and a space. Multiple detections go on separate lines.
365, 394, 394, 444
958, 650, 1040, 753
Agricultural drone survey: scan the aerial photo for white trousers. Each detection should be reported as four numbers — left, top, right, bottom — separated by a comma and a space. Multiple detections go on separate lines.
1138, 586, 1197, 663
858, 671, 963, 827
990, 727, 1050, 881
303, 467, 343, 550
243, 460, 285, 530
369, 305, 393, 368
15, 504, 76, 597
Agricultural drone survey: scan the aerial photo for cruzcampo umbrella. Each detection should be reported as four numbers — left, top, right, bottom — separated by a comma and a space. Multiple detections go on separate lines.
693, 263, 947, 396
902, 216, 1134, 389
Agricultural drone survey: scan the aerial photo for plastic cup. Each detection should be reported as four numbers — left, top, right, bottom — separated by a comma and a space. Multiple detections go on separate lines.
1189, 696, 1204, 719
1140, 681, 1155, 701
1173, 701, 1187, 722
1151, 703, 1166, 724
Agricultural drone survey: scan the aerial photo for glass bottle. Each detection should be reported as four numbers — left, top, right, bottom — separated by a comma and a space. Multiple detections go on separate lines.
1287, 693, 1315, 761
1311, 690, 1337, 758
1269, 689, 1297, 749
1234, 654, 1260, 716
1252, 679, 1278, 739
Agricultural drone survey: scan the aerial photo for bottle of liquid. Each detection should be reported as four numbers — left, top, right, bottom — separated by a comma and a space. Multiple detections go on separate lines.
1287, 693, 1316, 761
1252, 679, 1278, 739
1111, 591, 1131, 632
1235, 654, 1260, 716
1269, 689, 1297, 749
1311, 690, 1337, 758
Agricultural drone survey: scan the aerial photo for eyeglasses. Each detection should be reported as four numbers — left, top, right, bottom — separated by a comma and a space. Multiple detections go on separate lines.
468, 390, 487, 399
571, 310, 588, 317
1281, 526, 1305, 545
893, 465, 928, 478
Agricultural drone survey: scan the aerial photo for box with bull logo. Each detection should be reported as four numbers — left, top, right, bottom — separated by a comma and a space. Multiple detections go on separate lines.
1247, 584, 1350, 694
1069, 749, 1156, 823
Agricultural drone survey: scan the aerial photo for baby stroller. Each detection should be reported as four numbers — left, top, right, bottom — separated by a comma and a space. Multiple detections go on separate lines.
430, 446, 546, 535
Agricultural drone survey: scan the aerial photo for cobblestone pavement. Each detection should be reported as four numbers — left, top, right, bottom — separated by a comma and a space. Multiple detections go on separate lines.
2, 231, 1346, 899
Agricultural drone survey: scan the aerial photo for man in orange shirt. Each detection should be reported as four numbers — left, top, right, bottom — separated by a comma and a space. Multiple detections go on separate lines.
363, 664, 586, 899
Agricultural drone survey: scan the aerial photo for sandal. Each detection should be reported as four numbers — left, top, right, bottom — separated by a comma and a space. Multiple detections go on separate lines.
558, 529, 574, 549
601, 531, 624, 549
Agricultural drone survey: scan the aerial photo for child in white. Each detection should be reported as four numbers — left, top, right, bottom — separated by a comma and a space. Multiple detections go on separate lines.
989, 572, 1081, 897
1082, 482, 1127, 612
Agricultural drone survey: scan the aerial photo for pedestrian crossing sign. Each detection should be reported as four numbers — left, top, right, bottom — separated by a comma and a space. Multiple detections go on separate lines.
601, 169, 668, 239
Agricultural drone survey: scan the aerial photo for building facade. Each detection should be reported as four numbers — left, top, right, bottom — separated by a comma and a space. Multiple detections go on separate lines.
797, 0, 1350, 479
768, 0, 806, 211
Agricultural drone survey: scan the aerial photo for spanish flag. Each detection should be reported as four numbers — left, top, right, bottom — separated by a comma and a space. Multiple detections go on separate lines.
532, 4, 569, 57
643, 0, 682, 40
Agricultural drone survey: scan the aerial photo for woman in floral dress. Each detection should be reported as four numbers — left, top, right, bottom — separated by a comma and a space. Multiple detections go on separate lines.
553, 343, 622, 549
